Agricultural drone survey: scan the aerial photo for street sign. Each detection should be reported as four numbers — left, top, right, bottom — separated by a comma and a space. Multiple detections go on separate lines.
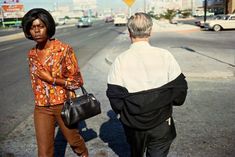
1, 4, 24, 12
123, 0, 135, 7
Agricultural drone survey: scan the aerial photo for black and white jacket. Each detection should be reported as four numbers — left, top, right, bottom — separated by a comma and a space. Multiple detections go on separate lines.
106, 73, 188, 130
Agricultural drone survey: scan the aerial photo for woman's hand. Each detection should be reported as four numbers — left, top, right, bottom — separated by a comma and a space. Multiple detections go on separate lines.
37, 70, 53, 84
67, 90, 76, 98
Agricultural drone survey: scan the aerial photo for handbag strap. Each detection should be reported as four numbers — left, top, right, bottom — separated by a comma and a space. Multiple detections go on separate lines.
80, 86, 88, 95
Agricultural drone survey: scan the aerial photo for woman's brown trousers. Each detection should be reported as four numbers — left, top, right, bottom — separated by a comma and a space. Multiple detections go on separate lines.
34, 104, 87, 157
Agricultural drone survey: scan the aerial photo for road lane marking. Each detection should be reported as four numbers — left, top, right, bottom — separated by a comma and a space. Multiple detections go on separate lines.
0, 46, 14, 52
175, 28, 201, 34
88, 32, 98, 37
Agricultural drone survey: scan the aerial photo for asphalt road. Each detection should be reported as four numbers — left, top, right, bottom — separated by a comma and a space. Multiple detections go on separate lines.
0, 28, 22, 37
0, 20, 126, 140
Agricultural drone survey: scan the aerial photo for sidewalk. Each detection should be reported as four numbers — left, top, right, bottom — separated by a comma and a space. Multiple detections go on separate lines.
0, 21, 234, 157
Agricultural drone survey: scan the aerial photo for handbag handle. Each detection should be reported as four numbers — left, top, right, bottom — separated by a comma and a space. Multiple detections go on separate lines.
67, 86, 88, 100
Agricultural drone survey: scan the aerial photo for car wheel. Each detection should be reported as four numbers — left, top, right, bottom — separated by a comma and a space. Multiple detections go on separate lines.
213, 25, 222, 31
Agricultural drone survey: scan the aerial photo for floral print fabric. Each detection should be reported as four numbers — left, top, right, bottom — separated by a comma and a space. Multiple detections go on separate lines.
28, 39, 83, 106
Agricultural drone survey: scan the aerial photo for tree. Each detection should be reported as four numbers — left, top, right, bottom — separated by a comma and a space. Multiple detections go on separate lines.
64, 16, 70, 19
180, 9, 192, 18
161, 9, 177, 23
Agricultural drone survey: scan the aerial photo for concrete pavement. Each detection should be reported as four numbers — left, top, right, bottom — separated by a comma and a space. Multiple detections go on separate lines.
0, 21, 235, 157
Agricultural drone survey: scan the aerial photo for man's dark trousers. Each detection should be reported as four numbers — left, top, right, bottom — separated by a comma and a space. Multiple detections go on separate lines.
123, 118, 176, 157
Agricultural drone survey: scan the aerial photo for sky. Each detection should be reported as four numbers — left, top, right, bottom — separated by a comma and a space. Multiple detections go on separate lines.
1, 0, 203, 12
0, 0, 152, 12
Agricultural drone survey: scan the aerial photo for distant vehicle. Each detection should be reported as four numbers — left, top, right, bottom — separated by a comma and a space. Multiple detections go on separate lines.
105, 16, 114, 23
195, 15, 225, 28
55, 18, 66, 25
193, 10, 214, 17
204, 14, 235, 31
10, 22, 22, 28
77, 16, 92, 27
114, 14, 127, 26
1, 19, 22, 27
55, 18, 77, 26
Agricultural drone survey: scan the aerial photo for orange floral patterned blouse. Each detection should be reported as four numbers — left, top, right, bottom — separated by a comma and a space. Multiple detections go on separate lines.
28, 39, 83, 106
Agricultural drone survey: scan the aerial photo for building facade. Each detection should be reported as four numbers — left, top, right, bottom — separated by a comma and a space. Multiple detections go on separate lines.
227, 0, 235, 13
146, 0, 234, 15
146, 0, 203, 14
205, 0, 235, 14
147, 0, 183, 14
72, 0, 97, 16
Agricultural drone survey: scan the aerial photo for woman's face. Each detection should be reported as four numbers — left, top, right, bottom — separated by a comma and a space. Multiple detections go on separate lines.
29, 18, 48, 43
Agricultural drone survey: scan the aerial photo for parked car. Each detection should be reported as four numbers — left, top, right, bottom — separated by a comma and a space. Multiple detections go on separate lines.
77, 16, 92, 27
114, 14, 127, 26
105, 16, 114, 23
204, 14, 235, 31
11, 22, 22, 28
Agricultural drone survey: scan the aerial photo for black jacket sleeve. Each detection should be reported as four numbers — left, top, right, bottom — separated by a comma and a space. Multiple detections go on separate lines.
171, 73, 188, 106
106, 84, 128, 114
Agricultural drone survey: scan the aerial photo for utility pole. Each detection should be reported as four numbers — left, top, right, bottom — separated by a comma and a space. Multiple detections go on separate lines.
204, 0, 207, 22
224, 0, 227, 14
0, 5, 5, 28
144, 0, 146, 13
191, 0, 194, 15
128, 7, 131, 17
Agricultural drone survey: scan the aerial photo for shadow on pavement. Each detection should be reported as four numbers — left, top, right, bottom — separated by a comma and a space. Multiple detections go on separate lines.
54, 120, 98, 157
99, 110, 130, 157
110, 28, 127, 35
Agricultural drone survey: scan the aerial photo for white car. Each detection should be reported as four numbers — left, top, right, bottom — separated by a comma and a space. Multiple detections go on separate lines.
114, 14, 127, 26
195, 15, 224, 28
204, 14, 235, 31
77, 16, 92, 28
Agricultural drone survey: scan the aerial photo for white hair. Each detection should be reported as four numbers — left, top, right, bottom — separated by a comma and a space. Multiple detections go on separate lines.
127, 12, 153, 38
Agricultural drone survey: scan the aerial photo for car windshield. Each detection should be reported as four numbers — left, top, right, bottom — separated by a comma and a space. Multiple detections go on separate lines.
212, 15, 230, 20
117, 15, 125, 18
79, 17, 90, 22
223, 15, 230, 20
213, 15, 223, 20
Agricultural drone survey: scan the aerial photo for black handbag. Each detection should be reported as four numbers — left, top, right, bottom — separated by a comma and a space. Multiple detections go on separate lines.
61, 86, 101, 128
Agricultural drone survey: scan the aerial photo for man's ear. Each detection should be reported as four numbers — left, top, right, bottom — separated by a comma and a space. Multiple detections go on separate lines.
128, 32, 131, 38
149, 28, 153, 37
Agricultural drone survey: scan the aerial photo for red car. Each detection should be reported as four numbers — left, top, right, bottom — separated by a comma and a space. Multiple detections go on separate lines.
105, 16, 114, 23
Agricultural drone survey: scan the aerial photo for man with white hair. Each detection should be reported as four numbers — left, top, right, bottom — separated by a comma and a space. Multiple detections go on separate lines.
106, 12, 188, 157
